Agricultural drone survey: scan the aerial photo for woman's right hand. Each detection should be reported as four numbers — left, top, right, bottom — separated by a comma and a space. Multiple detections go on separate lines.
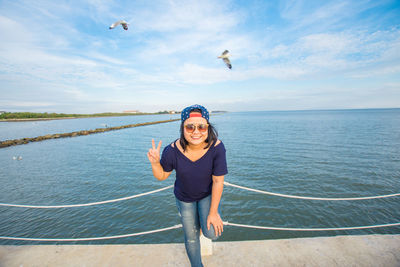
147, 139, 162, 164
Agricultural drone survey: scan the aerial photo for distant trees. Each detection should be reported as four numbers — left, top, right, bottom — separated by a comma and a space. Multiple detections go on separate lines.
0, 111, 180, 120
0, 112, 76, 119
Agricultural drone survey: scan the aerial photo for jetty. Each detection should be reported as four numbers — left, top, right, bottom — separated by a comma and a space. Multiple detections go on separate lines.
1, 234, 399, 266
0, 119, 179, 148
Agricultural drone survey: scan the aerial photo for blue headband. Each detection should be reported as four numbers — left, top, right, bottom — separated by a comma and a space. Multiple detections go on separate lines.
181, 104, 209, 122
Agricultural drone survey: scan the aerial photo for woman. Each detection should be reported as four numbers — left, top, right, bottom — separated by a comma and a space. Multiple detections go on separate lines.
147, 104, 228, 267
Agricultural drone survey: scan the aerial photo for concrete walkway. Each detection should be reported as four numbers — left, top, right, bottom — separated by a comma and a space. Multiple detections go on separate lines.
1, 234, 399, 267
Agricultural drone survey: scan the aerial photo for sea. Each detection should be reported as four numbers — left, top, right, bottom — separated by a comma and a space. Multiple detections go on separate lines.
0, 109, 399, 245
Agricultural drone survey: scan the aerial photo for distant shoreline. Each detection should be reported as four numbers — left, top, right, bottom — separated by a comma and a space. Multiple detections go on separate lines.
0, 113, 172, 122
0, 117, 80, 122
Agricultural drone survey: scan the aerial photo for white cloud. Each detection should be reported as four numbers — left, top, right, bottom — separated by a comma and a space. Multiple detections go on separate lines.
86, 52, 126, 65
0, 15, 35, 44
175, 63, 233, 84
131, 0, 241, 33
298, 33, 354, 54
0, 100, 55, 108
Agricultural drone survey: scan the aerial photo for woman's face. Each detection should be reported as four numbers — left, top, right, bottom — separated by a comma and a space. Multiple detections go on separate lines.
183, 113, 208, 146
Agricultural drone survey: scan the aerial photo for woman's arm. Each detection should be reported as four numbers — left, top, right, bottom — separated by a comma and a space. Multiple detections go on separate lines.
150, 162, 171, 181
207, 175, 224, 236
147, 139, 171, 181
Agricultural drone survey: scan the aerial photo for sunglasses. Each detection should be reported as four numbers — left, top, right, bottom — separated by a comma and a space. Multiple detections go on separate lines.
184, 123, 209, 133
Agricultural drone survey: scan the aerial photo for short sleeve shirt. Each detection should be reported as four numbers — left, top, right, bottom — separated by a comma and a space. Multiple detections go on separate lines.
160, 140, 228, 202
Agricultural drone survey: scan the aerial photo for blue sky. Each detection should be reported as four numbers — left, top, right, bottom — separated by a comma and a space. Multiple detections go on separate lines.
0, 0, 399, 113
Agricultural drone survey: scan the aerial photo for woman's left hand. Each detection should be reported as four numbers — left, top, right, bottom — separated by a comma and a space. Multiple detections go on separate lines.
207, 212, 223, 237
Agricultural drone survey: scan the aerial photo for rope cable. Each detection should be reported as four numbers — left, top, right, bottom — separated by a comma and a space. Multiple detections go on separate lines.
223, 221, 400, 231
224, 181, 400, 201
1, 221, 400, 241
0, 185, 173, 208
0, 224, 182, 241
1, 181, 398, 209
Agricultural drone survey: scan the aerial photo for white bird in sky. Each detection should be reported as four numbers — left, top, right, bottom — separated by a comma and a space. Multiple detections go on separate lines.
109, 20, 129, 30
218, 50, 232, 69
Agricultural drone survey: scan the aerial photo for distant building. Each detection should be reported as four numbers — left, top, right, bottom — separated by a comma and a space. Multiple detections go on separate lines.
0, 111, 5, 115
123, 110, 140, 114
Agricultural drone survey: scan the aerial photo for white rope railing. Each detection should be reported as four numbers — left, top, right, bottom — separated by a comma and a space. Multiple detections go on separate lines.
0, 185, 173, 208
0, 224, 182, 241
224, 181, 400, 201
1, 182, 399, 242
1, 221, 399, 241
1, 181, 398, 209
223, 221, 400, 231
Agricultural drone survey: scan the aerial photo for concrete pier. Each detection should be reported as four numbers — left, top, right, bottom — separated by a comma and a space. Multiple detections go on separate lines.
1, 234, 399, 266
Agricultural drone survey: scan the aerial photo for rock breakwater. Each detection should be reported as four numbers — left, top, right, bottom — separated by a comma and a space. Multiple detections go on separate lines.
0, 119, 179, 148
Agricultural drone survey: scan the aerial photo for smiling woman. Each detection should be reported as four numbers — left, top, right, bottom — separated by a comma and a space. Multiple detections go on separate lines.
147, 104, 228, 267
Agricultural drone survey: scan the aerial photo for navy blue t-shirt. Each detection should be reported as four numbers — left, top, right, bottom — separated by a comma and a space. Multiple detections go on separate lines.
160, 140, 228, 202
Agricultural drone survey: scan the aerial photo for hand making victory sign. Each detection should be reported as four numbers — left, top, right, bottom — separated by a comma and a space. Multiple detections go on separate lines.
147, 139, 170, 182
147, 139, 162, 164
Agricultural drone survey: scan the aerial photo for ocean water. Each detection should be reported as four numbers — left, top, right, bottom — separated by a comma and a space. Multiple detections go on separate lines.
0, 109, 399, 244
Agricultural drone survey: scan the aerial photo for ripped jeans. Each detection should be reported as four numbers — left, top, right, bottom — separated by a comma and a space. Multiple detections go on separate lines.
176, 195, 220, 267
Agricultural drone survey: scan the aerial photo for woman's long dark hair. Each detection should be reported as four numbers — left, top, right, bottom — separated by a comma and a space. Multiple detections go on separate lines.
179, 110, 218, 152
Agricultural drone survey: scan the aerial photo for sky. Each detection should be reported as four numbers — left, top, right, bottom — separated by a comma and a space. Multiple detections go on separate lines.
0, 0, 399, 113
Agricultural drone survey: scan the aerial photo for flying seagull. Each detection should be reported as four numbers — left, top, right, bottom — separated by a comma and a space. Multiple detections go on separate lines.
109, 20, 129, 30
218, 50, 232, 69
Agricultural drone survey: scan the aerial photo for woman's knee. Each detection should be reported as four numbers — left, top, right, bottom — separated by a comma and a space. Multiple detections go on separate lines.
202, 227, 219, 241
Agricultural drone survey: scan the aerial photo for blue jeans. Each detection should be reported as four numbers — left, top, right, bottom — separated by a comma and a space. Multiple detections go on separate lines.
176, 195, 220, 267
